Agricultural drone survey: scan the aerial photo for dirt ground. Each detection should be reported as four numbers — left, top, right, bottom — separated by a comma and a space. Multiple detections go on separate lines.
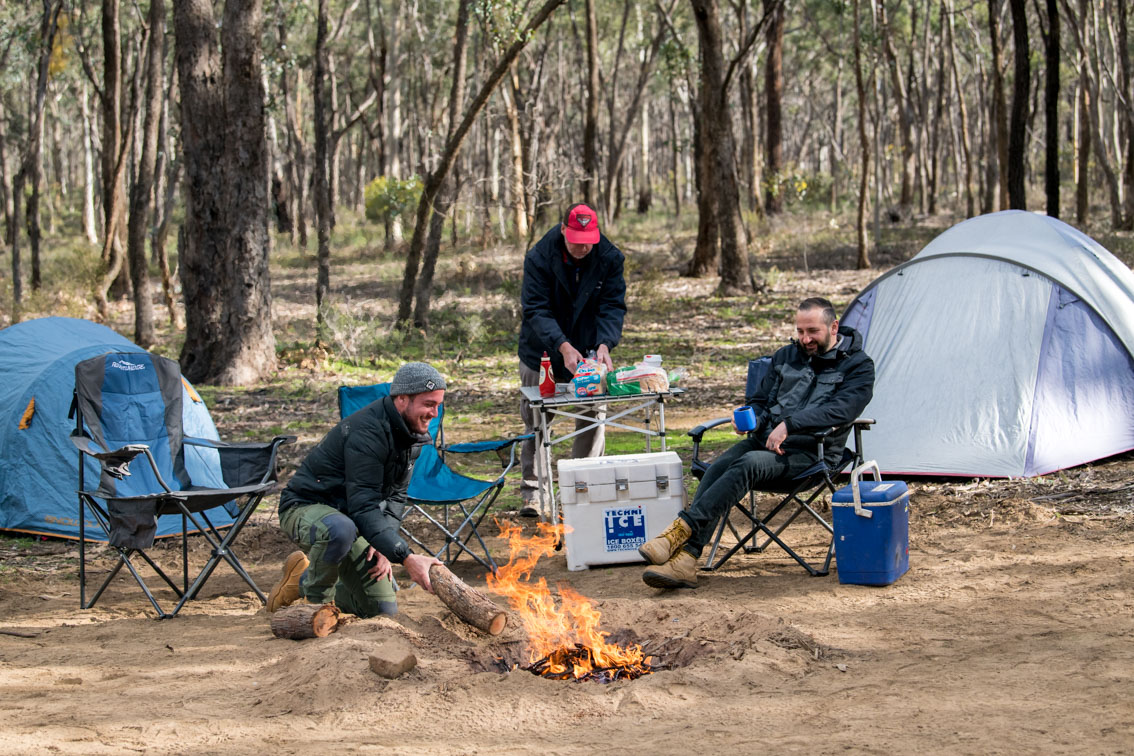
1, 468, 1132, 754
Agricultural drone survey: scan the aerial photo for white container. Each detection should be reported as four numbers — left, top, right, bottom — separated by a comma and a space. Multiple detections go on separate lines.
558, 452, 686, 571
643, 354, 662, 368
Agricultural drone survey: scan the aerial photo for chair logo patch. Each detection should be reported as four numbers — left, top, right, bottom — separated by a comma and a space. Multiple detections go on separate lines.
603, 505, 646, 552
110, 359, 146, 372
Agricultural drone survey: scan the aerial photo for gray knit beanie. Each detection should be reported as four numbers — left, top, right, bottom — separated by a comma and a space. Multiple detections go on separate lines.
390, 362, 447, 396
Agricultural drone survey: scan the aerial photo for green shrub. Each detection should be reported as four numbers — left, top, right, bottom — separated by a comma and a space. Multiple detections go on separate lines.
363, 175, 422, 226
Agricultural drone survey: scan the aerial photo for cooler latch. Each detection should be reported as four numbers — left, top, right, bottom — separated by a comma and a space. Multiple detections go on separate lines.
615, 478, 628, 492
574, 481, 588, 493
655, 476, 669, 490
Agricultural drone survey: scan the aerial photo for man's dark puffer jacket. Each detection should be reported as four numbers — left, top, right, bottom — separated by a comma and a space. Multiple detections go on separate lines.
279, 396, 428, 563
746, 325, 875, 466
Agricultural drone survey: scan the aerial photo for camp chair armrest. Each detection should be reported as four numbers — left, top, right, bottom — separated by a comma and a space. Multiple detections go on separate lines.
688, 417, 731, 443
186, 435, 295, 488
444, 434, 531, 454
71, 434, 175, 490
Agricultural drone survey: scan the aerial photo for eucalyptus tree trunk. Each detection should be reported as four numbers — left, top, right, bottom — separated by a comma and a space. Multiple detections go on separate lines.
989, 0, 1010, 210
685, 88, 718, 276
101, 0, 129, 298
1076, 76, 1091, 224
1044, 0, 1060, 217
852, 0, 870, 268
1007, 0, 1030, 209
1118, 0, 1134, 228
763, 0, 784, 215
314, 0, 332, 345
413, 0, 473, 330
691, 0, 750, 294
947, 0, 975, 216
395, 0, 567, 327
502, 71, 528, 239
928, 0, 947, 215
126, 0, 164, 348
26, 0, 63, 294
175, 0, 275, 384
582, 0, 600, 206
81, 83, 99, 244
879, 0, 913, 215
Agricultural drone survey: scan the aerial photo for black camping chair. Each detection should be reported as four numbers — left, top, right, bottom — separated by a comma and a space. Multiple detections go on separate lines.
687, 357, 873, 576
71, 351, 293, 618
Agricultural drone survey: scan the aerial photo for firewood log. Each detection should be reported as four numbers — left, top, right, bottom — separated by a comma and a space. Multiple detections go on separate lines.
428, 565, 507, 635
270, 603, 342, 639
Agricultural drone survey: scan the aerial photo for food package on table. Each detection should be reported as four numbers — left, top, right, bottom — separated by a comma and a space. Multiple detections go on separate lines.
570, 358, 607, 397
608, 364, 670, 395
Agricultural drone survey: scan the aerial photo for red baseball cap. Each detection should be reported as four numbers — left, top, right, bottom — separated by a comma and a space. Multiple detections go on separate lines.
563, 203, 600, 245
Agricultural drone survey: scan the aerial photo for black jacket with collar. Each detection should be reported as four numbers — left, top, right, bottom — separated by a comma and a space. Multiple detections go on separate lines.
279, 396, 427, 563
746, 325, 875, 465
518, 224, 627, 381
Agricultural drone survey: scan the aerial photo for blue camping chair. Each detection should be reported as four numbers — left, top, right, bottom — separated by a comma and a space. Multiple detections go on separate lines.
71, 352, 293, 618
338, 383, 531, 574
687, 357, 873, 576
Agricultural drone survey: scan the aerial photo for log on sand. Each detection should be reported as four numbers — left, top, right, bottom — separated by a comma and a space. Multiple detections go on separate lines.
429, 564, 507, 635
270, 603, 342, 640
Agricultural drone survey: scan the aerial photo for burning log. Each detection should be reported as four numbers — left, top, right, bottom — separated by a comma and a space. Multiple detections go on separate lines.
523, 643, 653, 683
429, 564, 508, 635
270, 603, 342, 640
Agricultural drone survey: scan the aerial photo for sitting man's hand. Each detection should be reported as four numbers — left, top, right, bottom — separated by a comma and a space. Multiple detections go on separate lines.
402, 553, 444, 593
365, 546, 392, 581
765, 421, 788, 455
559, 342, 584, 374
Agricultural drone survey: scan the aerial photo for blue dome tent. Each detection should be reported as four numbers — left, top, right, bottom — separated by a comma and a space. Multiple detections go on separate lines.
0, 317, 234, 540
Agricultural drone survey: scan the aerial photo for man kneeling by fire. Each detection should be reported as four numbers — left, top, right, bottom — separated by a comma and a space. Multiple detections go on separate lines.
638, 297, 875, 589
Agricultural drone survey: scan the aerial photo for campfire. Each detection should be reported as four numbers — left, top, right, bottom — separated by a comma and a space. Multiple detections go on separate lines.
486, 520, 652, 683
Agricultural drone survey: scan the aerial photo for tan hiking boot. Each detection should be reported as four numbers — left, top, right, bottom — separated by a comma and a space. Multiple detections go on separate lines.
642, 550, 698, 590
267, 550, 309, 612
638, 518, 692, 565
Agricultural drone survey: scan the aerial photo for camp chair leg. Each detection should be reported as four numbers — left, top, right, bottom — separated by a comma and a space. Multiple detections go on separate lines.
77, 494, 182, 615
400, 484, 503, 574
165, 499, 267, 616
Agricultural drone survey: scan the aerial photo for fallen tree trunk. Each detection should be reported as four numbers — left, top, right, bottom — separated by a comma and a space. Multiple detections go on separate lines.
429, 565, 507, 635
270, 603, 342, 639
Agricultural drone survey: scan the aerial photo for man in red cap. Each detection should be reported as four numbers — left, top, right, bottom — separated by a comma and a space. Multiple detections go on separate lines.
517, 202, 627, 516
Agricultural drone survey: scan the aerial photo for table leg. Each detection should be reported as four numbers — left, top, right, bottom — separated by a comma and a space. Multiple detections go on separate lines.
659, 396, 668, 452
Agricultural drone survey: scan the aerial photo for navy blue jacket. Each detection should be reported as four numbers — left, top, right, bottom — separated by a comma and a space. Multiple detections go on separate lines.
519, 224, 627, 381
279, 396, 427, 563
746, 325, 875, 465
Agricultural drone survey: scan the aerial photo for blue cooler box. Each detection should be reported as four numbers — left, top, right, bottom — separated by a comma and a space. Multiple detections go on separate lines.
831, 477, 910, 585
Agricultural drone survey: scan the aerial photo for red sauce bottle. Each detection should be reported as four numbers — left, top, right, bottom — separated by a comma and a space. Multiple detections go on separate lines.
539, 352, 555, 397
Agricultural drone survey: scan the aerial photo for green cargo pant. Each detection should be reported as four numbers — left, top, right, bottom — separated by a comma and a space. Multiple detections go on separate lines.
279, 502, 397, 618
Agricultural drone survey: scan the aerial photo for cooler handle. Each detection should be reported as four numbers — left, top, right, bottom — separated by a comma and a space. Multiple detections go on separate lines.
849, 460, 881, 519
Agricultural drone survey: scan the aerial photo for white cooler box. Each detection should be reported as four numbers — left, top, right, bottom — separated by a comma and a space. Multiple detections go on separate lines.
558, 451, 686, 571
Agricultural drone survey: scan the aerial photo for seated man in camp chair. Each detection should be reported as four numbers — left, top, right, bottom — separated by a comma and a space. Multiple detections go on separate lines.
268, 363, 445, 617
639, 297, 875, 589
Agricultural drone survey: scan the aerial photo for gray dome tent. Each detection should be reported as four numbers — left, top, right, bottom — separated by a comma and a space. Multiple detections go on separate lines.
841, 210, 1134, 477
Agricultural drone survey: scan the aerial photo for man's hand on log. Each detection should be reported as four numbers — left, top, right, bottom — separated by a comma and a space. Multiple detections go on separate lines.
365, 547, 392, 581
403, 553, 444, 593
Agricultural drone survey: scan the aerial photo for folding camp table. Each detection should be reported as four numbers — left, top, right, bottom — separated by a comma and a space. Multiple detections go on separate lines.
521, 384, 684, 527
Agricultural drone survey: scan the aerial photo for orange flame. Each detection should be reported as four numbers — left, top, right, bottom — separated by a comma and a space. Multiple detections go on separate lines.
486, 519, 651, 680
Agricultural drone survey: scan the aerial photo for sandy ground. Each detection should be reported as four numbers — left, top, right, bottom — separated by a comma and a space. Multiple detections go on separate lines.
1, 477, 1132, 755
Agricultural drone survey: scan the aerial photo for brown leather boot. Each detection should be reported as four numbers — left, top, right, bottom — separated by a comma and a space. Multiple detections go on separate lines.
642, 550, 698, 590
267, 550, 309, 612
638, 517, 692, 565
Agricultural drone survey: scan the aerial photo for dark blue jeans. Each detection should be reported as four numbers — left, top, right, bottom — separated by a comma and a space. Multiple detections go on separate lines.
679, 434, 815, 558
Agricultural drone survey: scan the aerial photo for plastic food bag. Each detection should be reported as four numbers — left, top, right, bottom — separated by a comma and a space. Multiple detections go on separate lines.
608, 364, 669, 395
570, 358, 607, 397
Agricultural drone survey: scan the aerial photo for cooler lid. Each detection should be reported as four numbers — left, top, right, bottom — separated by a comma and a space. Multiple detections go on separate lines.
832, 480, 909, 504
